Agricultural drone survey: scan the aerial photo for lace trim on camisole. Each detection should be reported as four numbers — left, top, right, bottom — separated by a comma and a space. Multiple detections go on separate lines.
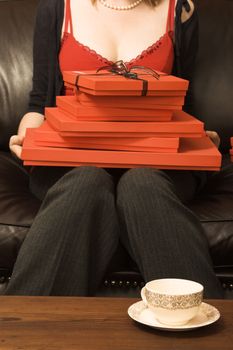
61, 31, 172, 67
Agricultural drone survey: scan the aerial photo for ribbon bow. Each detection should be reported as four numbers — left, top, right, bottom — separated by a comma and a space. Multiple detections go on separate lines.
96, 60, 160, 80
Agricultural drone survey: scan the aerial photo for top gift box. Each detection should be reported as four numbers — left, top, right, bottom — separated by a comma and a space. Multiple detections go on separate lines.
62, 70, 189, 96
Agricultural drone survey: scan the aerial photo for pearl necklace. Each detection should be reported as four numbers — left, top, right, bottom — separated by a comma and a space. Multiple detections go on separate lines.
99, 0, 144, 11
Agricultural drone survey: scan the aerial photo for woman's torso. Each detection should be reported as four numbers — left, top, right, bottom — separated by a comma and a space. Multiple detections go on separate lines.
59, 0, 175, 74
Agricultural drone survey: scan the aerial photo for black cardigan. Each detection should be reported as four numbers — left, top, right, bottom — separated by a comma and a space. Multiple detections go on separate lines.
28, 0, 198, 114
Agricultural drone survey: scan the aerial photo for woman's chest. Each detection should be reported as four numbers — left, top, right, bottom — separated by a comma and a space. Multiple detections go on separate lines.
66, 0, 170, 62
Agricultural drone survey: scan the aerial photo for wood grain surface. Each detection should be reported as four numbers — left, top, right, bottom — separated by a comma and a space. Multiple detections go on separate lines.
0, 297, 232, 350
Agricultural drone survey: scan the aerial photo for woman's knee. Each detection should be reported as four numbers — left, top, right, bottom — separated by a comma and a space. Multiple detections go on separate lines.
47, 166, 114, 199
117, 167, 172, 201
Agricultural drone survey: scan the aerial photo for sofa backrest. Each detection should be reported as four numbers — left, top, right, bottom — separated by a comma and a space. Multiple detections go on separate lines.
194, 0, 233, 153
0, 0, 39, 150
0, 0, 232, 152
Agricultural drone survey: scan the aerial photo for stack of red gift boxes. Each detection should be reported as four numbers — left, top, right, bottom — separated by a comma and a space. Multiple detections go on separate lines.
22, 70, 221, 170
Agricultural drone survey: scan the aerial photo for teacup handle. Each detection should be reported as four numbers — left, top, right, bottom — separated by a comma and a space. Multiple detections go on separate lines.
141, 287, 148, 306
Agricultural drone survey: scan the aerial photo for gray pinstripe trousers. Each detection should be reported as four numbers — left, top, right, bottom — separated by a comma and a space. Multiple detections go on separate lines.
5, 166, 223, 298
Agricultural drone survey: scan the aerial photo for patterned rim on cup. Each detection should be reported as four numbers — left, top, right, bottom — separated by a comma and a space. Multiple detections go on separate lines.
145, 289, 203, 310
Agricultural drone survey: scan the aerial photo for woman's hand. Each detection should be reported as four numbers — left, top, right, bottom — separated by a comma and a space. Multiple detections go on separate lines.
206, 130, 220, 148
9, 112, 44, 159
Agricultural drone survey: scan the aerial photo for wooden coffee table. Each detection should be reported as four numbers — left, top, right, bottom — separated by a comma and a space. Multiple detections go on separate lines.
0, 297, 232, 349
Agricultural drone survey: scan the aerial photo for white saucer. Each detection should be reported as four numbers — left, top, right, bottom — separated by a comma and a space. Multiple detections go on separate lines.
128, 301, 220, 331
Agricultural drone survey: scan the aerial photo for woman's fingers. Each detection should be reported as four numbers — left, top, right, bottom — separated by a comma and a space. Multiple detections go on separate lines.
206, 130, 220, 148
10, 144, 23, 159
9, 135, 24, 159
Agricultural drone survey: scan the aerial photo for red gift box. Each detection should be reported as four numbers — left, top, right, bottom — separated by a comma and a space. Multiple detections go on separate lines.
65, 81, 187, 96
22, 129, 221, 171
45, 108, 204, 138
56, 96, 174, 121
23, 160, 220, 171
34, 121, 179, 153
62, 70, 189, 96
76, 91, 185, 108
76, 86, 187, 96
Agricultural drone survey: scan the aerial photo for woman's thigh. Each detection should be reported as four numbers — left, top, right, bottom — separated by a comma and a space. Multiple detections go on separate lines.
29, 166, 127, 202
29, 164, 208, 204
117, 167, 208, 205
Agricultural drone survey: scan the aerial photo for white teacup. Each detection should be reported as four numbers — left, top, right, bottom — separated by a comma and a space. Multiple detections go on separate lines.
141, 278, 203, 326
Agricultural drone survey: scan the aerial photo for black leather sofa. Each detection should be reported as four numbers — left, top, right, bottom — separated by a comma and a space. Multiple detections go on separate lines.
0, 0, 233, 298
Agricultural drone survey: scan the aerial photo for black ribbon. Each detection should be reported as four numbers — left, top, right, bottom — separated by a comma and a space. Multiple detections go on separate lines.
75, 60, 161, 96
97, 60, 160, 96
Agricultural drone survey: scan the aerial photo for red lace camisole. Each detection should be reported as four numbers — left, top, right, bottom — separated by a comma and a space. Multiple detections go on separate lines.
59, 0, 175, 87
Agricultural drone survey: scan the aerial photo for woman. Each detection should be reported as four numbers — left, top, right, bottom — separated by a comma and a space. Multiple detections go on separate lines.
7, 0, 223, 297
